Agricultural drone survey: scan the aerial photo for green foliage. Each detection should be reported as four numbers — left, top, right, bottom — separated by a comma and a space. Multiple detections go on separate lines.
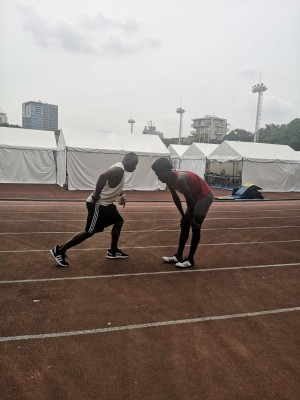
161, 137, 193, 147
259, 119, 300, 150
180, 118, 300, 150
0, 123, 22, 128
224, 129, 254, 142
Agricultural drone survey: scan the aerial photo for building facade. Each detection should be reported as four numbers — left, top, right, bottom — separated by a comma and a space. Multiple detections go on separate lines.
191, 115, 228, 142
22, 101, 58, 130
0, 111, 8, 125
142, 121, 163, 139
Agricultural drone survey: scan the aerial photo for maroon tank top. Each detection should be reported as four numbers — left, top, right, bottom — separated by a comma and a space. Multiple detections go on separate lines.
174, 170, 212, 201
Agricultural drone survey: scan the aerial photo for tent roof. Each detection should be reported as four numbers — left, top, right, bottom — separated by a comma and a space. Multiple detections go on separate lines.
168, 144, 189, 157
0, 127, 57, 150
59, 126, 169, 156
208, 141, 300, 162
182, 143, 219, 158
58, 126, 113, 150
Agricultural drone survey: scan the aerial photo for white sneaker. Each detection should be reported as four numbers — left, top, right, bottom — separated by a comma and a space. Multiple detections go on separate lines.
176, 258, 194, 268
162, 255, 180, 264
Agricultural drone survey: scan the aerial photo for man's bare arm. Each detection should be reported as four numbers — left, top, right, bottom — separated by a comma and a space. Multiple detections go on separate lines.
170, 187, 185, 217
92, 167, 124, 202
176, 175, 195, 218
92, 172, 109, 202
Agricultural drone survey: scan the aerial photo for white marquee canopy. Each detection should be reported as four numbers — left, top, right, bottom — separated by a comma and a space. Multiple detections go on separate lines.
0, 127, 57, 184
168, 144, 189, 169
56, 126, 170, 190
207, 141, 300, 192
180, 143, 219, 178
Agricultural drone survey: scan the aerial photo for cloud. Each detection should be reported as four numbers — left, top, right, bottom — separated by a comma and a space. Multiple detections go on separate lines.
102, 35, 160, 55
80, 12, 140, 34
17, 6, 161, 56
263, 95, 299, 123
239, 65, 261, 80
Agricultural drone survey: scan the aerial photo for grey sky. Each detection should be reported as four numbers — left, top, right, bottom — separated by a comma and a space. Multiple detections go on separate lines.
0, 0, 299, 138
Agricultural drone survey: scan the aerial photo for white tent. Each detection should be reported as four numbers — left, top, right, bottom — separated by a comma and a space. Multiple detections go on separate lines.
168, 144, 189, 169
56, 126, 170, 190
0, 127, 57, 184
207, 141, 300, 192
180, 143, 219, 178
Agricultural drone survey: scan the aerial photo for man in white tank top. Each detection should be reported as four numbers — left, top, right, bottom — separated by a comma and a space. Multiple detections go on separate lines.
50, 152, 138, 267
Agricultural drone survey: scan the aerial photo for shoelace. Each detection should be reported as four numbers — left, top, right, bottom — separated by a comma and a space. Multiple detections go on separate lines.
57, 253, 70, 261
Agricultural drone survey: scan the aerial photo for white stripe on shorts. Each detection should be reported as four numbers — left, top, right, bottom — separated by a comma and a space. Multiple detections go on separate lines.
88, 204, 100, 234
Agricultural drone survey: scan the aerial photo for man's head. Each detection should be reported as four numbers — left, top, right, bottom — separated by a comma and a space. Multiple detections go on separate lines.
122, 152, 138, 172
151, 157, 174, 184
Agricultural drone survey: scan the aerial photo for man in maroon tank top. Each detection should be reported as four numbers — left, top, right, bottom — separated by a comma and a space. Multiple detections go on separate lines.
152, 157, 214, 268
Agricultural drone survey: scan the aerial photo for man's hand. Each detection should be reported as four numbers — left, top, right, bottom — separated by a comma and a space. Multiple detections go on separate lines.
118, 196, 126, 208
180, 214, 190, 224
191, 217, 200, 229
91, 194, 99, 203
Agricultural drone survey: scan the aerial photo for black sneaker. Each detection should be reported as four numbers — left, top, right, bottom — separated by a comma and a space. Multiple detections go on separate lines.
50, 245, 69, 267
107, 248, 129, 259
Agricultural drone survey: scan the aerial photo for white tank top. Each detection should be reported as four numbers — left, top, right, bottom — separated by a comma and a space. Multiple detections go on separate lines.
86, 162, 125, 206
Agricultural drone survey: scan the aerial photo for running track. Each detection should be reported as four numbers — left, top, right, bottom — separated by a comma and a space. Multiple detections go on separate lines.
0, 199, 299, 400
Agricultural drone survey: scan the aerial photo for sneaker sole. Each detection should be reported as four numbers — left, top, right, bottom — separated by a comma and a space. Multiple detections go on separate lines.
106, 255, 129, 259
50, 249, 69, 267
162, 258, 180, 264
176, 264, 194, 269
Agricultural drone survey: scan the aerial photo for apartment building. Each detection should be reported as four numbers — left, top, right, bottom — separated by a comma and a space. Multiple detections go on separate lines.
22, 101, 58, 130
191, 115, 228, 142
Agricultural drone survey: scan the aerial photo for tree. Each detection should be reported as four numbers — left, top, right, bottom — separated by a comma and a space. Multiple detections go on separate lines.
224, 129, 254, 142
259, 119, 300, 150
258, 123, 285, 144
283, 118, 300, 150
162, 118, 300, 149
161, 136, 193, 147
0, 123, 22, 128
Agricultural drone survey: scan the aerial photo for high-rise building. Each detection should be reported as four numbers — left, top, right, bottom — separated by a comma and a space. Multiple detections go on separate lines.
0, 110, 8, 125
191, 115, 228, 142
22, 101, 58, 130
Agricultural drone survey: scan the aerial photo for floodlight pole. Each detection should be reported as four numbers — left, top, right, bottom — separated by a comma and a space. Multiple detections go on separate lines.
128, 118, 135, 134
176, 107, 185, 145
252, 83, 268, 143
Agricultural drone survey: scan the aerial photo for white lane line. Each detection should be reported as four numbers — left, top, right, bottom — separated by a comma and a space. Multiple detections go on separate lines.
0, 200, 299, 208
1, 208, 300, 214
1, 239, 300, 253
1, 262, 300, 284
1, 225, 300, 235
0, 211, 180, 214
1, 216, 300, 223
0, 201, 299, 209
1, 307, 299, 342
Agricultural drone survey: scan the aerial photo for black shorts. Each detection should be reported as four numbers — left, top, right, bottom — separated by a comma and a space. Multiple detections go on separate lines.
194, 191, 214, 216
85, 203, 124, 234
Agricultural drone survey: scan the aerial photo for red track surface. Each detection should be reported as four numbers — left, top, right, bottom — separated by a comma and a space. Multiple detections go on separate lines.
1, 183, 300, 201
0, 193, 300, 399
